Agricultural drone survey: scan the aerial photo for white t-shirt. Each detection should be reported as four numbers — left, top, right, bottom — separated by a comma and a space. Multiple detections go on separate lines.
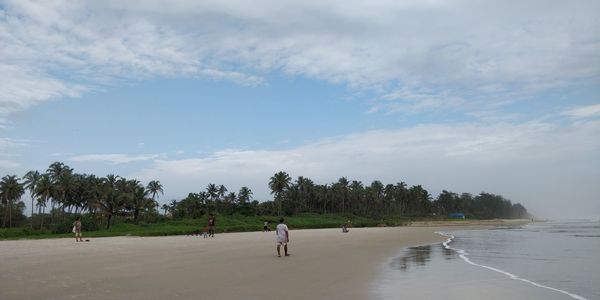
276, 223, 288, 241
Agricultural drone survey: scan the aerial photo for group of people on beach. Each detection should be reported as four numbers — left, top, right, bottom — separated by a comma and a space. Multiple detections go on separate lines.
72, 214, 354, 257
198, 215, 290, 257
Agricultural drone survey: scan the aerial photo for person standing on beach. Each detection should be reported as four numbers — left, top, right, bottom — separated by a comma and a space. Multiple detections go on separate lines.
73, 216, 83, 242
276, 218, 289, 257
207, 213, 216, 237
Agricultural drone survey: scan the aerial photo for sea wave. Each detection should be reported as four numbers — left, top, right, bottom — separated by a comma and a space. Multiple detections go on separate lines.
435, 232, 588, 300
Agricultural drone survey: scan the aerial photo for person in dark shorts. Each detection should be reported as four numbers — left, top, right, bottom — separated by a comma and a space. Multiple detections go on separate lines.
207, 213, 216, 237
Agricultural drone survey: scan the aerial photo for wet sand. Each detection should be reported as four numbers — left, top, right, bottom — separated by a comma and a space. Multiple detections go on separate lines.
0, 221, 528, 300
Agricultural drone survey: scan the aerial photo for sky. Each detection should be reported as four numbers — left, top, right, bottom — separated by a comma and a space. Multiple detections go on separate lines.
1, 0, 599, 218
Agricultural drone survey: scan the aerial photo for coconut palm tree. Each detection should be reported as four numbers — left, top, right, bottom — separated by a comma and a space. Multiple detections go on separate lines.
337, 177, 349, 215
217, 185, 228, 200
95, 175, 126, 229
269, 171, 291, 216
0, 175, 25, 228
141, 180, 161, 222
128, 181, 150, 224
46, 162, 74, 220
34, 174, 53, 229
237, 187, 253, 204
146, 180, 163, 202
206, 184, 218, 201
349, 180, 363, 215
23, 170, 41, 228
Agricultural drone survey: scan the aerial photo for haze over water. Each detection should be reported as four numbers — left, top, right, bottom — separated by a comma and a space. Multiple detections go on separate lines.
374, 220, 600, 300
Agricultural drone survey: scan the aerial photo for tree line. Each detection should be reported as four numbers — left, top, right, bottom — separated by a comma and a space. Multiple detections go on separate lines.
1, 162, 164, 230
1, 164, 529, 231
265, 171, 529, 219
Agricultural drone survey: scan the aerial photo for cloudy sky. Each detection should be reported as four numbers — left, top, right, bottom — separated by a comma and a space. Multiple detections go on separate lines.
1, 0, 599, 218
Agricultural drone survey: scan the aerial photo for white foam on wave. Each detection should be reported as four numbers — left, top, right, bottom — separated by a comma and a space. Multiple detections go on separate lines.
435, 232, 588, 300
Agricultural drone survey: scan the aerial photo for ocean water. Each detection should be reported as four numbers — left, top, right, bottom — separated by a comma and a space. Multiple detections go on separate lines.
372, 220, 600, 300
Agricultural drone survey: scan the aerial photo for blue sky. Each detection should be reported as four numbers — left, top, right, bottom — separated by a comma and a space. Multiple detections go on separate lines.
1, 0, 599, 218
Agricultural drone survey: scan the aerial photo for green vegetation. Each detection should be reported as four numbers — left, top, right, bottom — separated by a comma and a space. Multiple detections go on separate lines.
0, 162, 530, 240
0, 213, 407, 240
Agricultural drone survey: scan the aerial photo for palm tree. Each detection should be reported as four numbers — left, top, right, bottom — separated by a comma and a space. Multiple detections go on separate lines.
337, 177, 349, 215
206, 184, 218, 201
395, 182, 408, 215
349, 180, 363, 215
295, 176, 307, 212
161, 204, 169, 215
23, 170, 41, 228
46, 162, 74, 220
169, 199, 178, 217
128, 181, 150, 224
34, 174, 53, 229
146, 180, 163, 202
237, 187, 253, 204
217, 185, 228, 200
269, 171, 291, 216
145, 180, 163, 222
94, 175, 126, 229
0, 175, 25, 228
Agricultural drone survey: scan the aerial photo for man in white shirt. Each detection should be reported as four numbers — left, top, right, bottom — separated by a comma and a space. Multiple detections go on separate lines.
276, 218, 290, 257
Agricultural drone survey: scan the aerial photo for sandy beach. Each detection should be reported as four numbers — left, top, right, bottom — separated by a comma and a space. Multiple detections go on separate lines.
0, 221, 527, 300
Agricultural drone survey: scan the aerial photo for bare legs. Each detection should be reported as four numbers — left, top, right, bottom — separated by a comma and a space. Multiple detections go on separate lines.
277, 244, 289, 257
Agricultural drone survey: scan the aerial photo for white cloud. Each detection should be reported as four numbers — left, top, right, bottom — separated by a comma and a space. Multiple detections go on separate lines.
1, 0, 599, 119
48, 152, 74, 157
0, 159, 20, 169
0, 137, 28, 150
69, 153, 166, 164
132, 120, 600, 218
562, 104, 600, 119
0, 137, 27, 169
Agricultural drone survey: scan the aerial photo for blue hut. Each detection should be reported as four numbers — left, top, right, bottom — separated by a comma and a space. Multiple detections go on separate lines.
448, 213, 465, 219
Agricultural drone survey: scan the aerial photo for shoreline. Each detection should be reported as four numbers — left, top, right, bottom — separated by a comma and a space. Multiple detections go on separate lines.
0, 222, 524, 300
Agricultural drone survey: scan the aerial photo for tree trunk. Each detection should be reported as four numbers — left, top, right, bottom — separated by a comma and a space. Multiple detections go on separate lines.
134, 208, 139, 224
50, 202, 55, 225
2, 195, 6, 227
40, 206, 45, 229
9, 200, 13, 228
277, 193, 282, 217
106, 214, 112, 230
31, 194, 35, 229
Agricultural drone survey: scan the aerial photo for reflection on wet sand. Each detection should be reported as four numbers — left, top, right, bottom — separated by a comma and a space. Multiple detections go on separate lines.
390, 243, 458, 271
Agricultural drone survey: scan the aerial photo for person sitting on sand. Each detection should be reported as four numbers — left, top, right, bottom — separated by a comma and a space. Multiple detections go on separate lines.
73, 216, 83, 242
263, 221, 271, 232
276, 218, 290, 257
207, 213, 216, 238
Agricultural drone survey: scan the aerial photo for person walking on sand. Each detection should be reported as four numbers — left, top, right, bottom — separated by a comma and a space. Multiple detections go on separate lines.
73, 216, 83, 242
276, 218, 290, 257
207, 213, 216, 238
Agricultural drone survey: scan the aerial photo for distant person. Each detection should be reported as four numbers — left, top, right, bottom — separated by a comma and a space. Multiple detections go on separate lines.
276, 218, 290, 257
208, 214, 216, 237
342, 223, 349, 233
72, 216, 83, 242
263, 221, 271, 232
